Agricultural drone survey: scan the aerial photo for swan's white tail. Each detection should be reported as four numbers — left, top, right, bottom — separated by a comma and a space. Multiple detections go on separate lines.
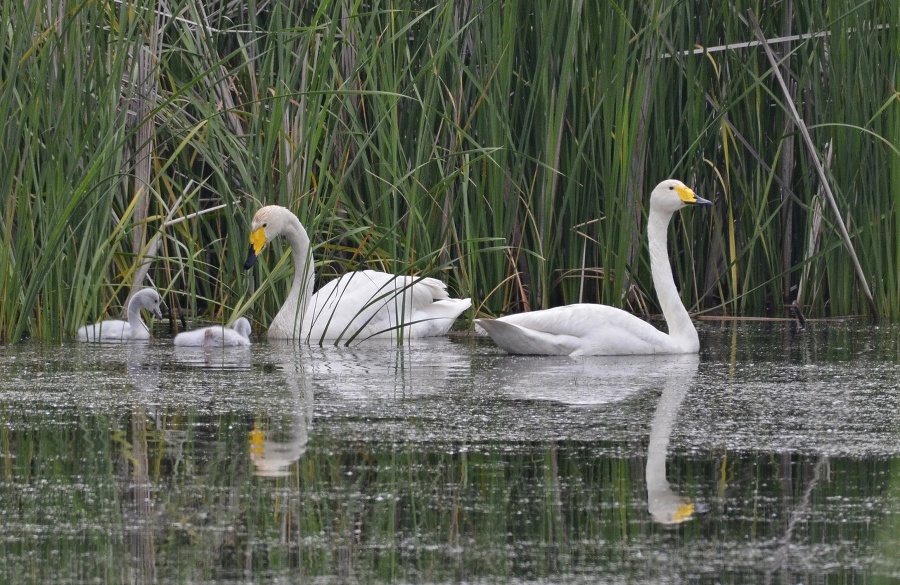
474, 318, 578, 356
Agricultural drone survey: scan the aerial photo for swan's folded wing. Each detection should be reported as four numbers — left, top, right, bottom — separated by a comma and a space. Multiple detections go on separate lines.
482, 304, 677, 356
409, 297, 471, 337
306, 270, 465, 341
208, 327, 252, 347
175, 325, 251, 347
174, 328, 205, 346
474, 318, 582, 355
77, 320, 131, 342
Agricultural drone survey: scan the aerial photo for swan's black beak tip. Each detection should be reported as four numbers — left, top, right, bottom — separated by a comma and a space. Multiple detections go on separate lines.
243, 247, 258, 270
693, 195, 712, 206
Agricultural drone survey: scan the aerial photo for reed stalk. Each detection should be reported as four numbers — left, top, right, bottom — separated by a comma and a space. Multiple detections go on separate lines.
1, 0, 898, 341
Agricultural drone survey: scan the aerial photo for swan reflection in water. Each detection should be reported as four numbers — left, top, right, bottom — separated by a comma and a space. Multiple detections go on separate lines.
172, 340, 253, 369
491, 352, 700, 524
248, 359, 314, 478
246, 339, 471, 477
283, 339, 471, 402
645, 353, 699, 525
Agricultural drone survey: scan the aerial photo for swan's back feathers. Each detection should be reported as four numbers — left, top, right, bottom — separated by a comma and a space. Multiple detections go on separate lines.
276, 270, 470, 342
474, 318, 581, 355
204, 326, 251, 347
412, 275, 452, 300
477, 304, 689, 356
231, 317, 252, 340
174, 326, 251, 347
175, 317, 252, 347
76, 320, 132, 342
409, 298, 472, 337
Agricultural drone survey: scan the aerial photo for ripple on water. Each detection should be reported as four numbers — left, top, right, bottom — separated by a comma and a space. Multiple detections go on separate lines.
0, 324, 899, 582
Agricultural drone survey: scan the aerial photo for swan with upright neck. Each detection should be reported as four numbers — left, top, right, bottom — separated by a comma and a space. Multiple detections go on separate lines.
76, 288, 163, 342
475, 180, 710, 356
243, 205, 471, 343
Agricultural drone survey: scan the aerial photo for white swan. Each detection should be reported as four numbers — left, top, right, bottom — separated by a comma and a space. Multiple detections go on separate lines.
76, 288, 163, 342
174, 317, 252, 347
474, 180, 710, 356
243, 205, 472, 342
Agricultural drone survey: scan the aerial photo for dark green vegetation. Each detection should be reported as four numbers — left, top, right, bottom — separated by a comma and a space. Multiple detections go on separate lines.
1, 1, 898, 341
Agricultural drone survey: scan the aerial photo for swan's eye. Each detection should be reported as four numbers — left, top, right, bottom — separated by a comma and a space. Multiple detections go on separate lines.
262, 222, 268, 227
668, 186, 674, 190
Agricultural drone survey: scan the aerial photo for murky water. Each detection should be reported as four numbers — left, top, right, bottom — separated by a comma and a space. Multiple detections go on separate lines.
1, 321, 898, 583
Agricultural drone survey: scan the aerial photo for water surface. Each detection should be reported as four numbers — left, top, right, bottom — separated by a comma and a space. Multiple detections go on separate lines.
1, 321, 898, 583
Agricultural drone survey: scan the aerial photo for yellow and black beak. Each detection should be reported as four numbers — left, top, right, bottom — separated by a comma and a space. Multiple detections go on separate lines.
672, 502, 696, 524
674, 184, 711, 206
244, 226, 267, 270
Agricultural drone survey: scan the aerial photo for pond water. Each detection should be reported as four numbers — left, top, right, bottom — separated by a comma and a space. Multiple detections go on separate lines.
1, 321, 898, 584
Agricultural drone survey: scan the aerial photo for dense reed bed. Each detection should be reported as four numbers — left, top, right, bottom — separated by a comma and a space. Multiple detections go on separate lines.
0, 0, 897, 342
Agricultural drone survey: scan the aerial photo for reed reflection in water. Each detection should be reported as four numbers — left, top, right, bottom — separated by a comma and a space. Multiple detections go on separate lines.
0, 324, 898, 583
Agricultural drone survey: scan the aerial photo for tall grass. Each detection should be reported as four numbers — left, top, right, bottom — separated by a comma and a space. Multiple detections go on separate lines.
1, 0, 898, 342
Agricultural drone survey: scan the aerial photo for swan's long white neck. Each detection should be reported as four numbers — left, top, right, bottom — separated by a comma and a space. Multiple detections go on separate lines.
126, 293, 150, 336
272, 214, 315, 336
646, 207, 699, 351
